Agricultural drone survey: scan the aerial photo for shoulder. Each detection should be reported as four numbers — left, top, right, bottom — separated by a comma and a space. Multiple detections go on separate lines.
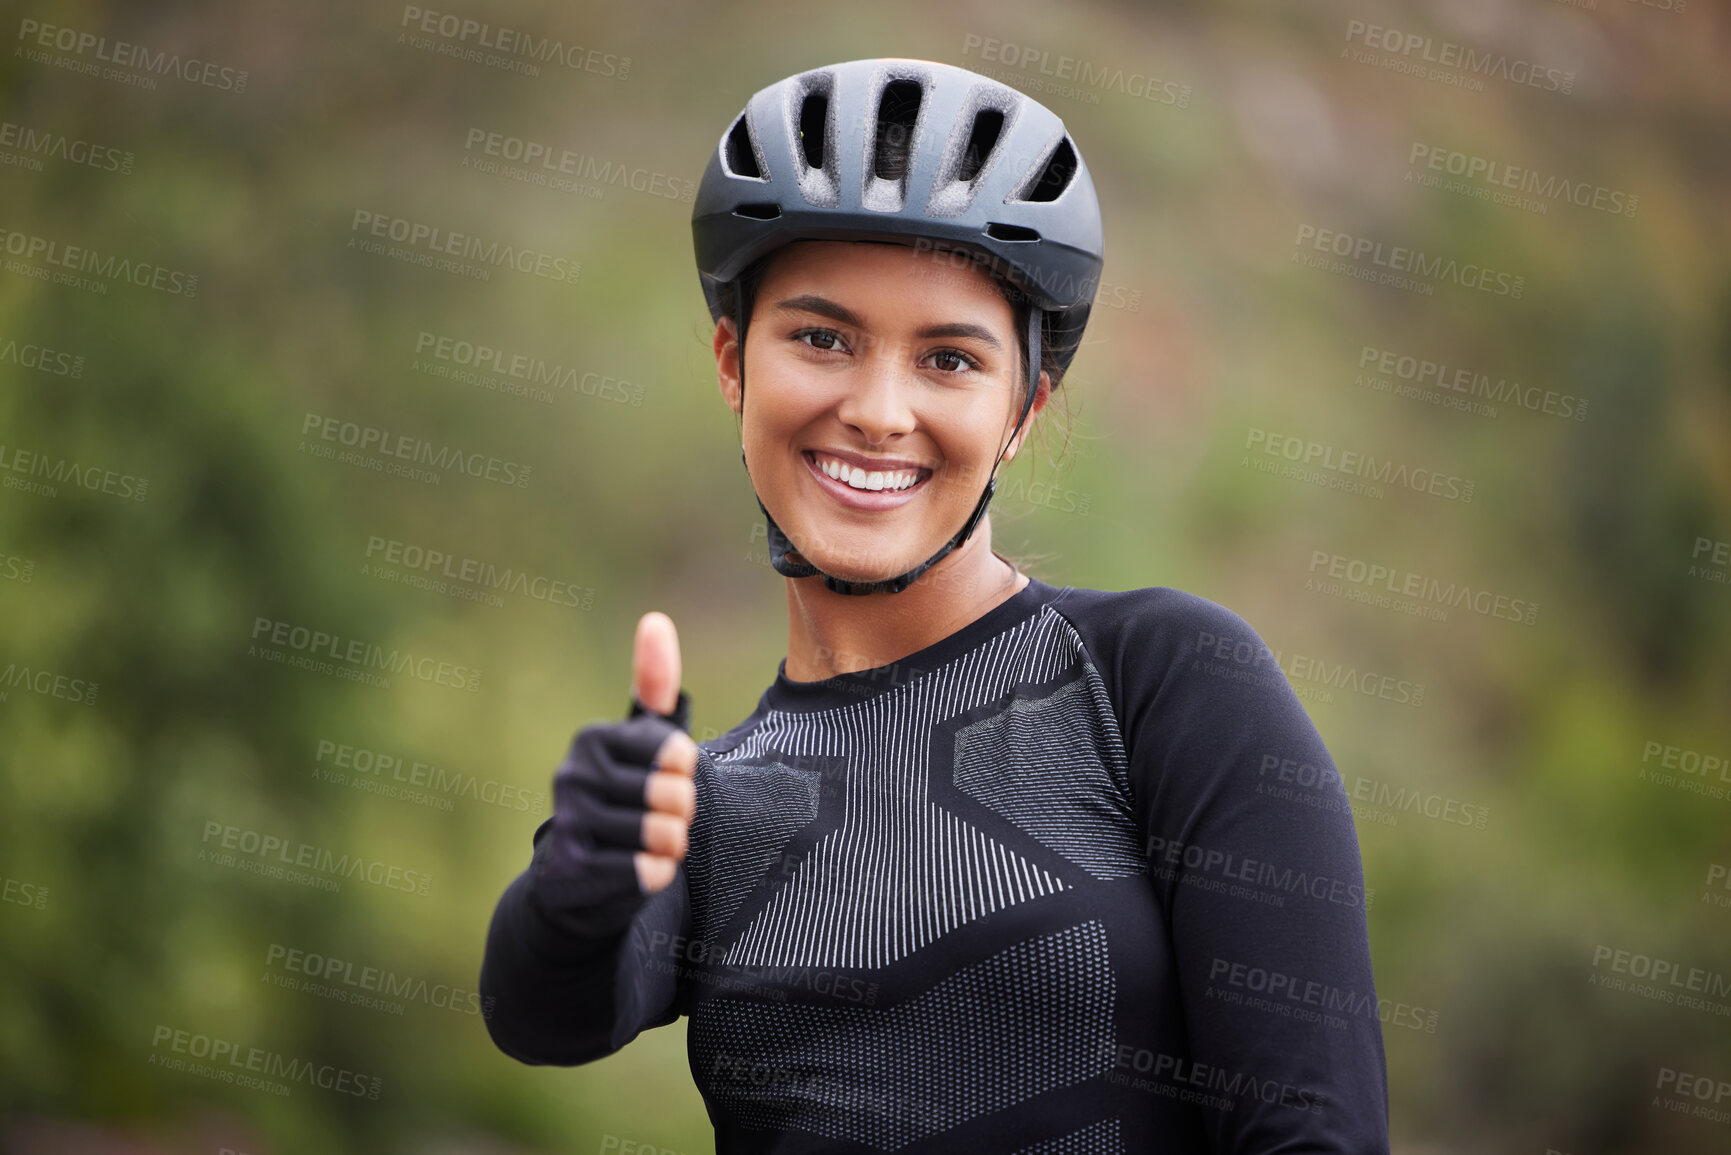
1043, 582, 1305, 744
1046, 582, 1275, 678
1045, 584, 1329, 806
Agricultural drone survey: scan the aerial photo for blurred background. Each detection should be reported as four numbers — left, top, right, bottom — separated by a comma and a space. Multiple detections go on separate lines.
1, 0, 1728, 1151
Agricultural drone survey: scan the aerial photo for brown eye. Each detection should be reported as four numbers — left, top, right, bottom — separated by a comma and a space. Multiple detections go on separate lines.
795, 328, 846, 352
926, 349, 979, 373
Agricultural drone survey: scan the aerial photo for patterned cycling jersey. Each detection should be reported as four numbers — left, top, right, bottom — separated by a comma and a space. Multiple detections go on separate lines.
481, 575, 1391, 1154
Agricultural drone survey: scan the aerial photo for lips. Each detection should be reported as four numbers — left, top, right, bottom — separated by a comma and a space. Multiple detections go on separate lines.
801, 450, 932, 510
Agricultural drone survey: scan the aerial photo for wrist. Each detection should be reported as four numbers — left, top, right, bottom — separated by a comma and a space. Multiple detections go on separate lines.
523, 863, 647, 961
628, 687, 691, 733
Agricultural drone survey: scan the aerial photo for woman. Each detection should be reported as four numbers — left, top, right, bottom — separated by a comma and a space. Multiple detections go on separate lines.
480, 57, 1390, 1153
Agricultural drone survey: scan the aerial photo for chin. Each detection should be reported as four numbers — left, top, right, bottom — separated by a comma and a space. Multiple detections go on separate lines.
791, 522, 924, 583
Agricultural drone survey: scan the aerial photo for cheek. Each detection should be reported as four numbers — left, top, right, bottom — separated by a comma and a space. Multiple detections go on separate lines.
934, 405, 1012, 466
743, 382, 813, 442
926, 447, 988, 498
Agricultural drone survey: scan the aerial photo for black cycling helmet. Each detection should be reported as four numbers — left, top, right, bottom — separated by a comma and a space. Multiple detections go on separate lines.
692, 56, 1105, 595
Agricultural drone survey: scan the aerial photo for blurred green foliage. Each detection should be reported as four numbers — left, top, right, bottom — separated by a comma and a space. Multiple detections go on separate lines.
1, 1, 1728, 1152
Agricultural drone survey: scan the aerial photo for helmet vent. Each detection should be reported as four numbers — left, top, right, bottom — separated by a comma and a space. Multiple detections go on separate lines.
872, 79, 923, 183
798, 91, 828, 169
732, 203, 782, 220
956, 109, 1004, 183
1014, 135, 1077, 203
724, 112, 765, 180
984, 222, 1040, 242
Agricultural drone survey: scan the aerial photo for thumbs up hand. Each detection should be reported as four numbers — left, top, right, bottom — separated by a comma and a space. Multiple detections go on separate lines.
536, 613, 699, 933
623, 611, 698, 893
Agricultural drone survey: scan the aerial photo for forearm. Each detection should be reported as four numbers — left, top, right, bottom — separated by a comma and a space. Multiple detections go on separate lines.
479, 865, 637, 1066
481, 690, 696, 1066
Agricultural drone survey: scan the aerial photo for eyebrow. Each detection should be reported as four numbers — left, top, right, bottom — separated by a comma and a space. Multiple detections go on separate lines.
772, 294, 1004, 353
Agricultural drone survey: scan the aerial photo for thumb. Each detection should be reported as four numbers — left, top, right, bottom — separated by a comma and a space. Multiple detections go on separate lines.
631, 611, 681, 718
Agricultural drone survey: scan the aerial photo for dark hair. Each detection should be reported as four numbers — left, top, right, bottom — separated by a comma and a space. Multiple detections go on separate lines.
716, 242, 1077, 468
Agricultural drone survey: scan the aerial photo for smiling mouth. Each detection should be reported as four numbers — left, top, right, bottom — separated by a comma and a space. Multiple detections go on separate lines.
801, 450, 933, 506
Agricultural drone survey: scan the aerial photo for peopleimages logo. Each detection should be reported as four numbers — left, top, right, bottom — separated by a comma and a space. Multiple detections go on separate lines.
1306, 549, 1539, 626
396, 6, 630, 79
1357, 344, 1587, 421
264, 942, 493, 1018
248, 615, 483, 693
349, 210, 580, 285
1293, 224, 1524, 298
1192, 627, 1425, 710
1110, 1045, 1325, 1113
1591, 944, 1731, 1005
200, 820, 434, 897
364, 534, 593, 611
2, 874, 48, 910
0, 120, 134, 174
0, 551, 36, 583
0, 659, 99, 706
1146, 836, 1369, 911
149, 1024, 379, 1099
461, 128, 693, 201
1207, 956, 1440, 1033
0, 332, 85, 378
0, 226, 198, 297
1408, 143, 1636, 218
960, 33, 1191, 107
0, 442, 149, 502
1342, 19, 1575, 94
299, 412, 532, 489
16, 19, 249, 92
314, 736, 547, 813
907, 236, 1100, 308
412, 331, 643, 406
1244, 427, 1475, 503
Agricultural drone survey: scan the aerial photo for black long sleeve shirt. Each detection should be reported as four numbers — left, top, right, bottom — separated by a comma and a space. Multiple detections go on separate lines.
480, 577, 1391, 1153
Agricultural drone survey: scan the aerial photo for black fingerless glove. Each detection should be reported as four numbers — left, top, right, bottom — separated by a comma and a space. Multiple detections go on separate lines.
527, 689, 691, 943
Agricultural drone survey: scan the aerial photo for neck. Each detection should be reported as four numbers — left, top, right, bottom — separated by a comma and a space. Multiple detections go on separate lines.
781, 516, 1028, 682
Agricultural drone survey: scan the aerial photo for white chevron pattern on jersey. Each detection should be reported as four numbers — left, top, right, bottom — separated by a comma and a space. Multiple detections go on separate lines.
692, 920, 1117, 1150
715, 604, 1106, 970
952, 674, 1147, 881
688, 761, 825, 948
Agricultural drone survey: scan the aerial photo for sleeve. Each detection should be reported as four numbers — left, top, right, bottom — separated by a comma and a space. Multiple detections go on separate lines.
479, 815, 693, 1066
1074, 588, 1391, 1152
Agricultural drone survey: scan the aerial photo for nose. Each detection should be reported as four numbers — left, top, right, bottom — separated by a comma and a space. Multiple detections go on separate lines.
834, 341, 919, 444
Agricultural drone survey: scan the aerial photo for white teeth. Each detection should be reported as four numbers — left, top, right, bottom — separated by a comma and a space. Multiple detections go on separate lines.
815, 454, 922, 493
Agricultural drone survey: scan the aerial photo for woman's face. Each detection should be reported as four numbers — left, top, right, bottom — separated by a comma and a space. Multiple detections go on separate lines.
715, 240, 1049, 584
